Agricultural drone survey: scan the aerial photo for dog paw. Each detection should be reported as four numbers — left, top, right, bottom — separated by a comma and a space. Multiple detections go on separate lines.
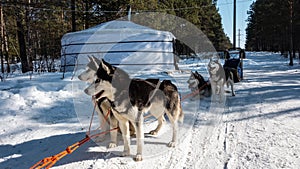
107, 142, 117, 148
134, 154, 143, 161
121, 150, 130, 157
167, 141, 176, 147
149, 130, 158, 135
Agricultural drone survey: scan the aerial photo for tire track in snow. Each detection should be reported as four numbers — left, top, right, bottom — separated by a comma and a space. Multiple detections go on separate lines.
184, 99, 227, 169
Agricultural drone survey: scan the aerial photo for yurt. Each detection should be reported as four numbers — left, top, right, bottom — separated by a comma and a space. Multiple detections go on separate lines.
61, 20, 179, 75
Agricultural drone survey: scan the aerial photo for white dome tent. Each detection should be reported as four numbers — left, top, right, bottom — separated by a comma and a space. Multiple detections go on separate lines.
61, 20, 182, 76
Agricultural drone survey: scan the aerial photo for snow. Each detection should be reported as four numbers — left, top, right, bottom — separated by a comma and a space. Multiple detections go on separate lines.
1, 52, 300, 169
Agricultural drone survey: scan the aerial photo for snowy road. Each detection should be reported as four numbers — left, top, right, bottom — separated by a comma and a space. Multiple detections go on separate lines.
0, 52, 300, 168
223, 53, 300, 169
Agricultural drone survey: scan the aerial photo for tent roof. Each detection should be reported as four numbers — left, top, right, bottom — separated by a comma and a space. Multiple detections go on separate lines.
61, 20, 176, 45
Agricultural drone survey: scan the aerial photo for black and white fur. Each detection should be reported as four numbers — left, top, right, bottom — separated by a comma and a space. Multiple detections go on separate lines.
78, 57, 135, 139
207, 58, 235, 102
83, 58, 184, 161
187, 71, 211, 98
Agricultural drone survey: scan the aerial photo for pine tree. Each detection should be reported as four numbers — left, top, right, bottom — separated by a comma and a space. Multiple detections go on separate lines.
0, 0, 231, 72
246, 0, 300, 58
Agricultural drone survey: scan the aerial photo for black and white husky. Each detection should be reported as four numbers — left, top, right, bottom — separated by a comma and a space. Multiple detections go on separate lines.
207, 58, 235, 102
78, 57, 137, 139
82, 57, 184, 161
187, 71, 211, 98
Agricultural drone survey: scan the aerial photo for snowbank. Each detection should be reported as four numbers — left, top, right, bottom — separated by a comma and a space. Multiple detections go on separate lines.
0, 52, 300, 168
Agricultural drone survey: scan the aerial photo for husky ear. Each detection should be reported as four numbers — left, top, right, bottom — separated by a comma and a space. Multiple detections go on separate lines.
86, 56, 98, 71
88, 56, 93, 62
91, 56, 101, 67
100, 59, 114, 75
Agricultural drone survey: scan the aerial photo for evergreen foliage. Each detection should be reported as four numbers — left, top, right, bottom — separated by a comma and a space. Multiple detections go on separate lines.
246, 0, 300, 53
0, 0, 230, 73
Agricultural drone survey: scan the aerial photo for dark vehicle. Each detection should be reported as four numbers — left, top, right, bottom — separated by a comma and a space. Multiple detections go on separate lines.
223, 48, 245, 82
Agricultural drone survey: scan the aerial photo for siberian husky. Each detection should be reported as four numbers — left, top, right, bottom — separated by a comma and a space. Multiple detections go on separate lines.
78, 57, 135, 138
187, 71, 211, 98
83, 58, 184, 161
207, 58, 235, 102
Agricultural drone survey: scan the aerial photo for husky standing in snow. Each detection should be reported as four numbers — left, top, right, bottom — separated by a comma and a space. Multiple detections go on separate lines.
80, 56, 184, 161
207, 57, 235, 102
78, 56, 135, 138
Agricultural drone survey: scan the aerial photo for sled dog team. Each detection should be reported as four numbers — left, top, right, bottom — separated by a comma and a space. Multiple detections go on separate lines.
78, 56, 235, 161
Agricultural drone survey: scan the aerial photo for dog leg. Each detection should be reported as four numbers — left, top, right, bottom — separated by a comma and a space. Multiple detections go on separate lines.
229, 79, 235, 96
129, 122, 136, 136
169, 121, 178, 148
211, 82, 217, 102
218, 85, 225, 102
149, 115, 165, 135
135, 111, 144, 161
216, 85, 220, 95
108, 115, 118, 148
219, 85, 225, 102
165, 110, 178, 147
93, 108, 108, 142
118, 120, 131, 157
216, 79, 225, 102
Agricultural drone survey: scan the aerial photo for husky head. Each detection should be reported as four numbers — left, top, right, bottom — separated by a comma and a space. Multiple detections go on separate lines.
208, 58, 221, 75
187, 71, 199, 89
84, 59, 130, 101
187, 71, 208, 95
78, 56, 101, 83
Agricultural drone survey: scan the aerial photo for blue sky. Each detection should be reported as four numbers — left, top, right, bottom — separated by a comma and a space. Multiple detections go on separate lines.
217, 0, 256, 48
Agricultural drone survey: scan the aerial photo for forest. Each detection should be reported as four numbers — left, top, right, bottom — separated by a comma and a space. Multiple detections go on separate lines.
246, 0, 300, 65
0, 0, 231, 74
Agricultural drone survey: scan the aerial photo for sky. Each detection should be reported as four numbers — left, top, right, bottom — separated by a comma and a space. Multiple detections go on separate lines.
217, 0, 256, 49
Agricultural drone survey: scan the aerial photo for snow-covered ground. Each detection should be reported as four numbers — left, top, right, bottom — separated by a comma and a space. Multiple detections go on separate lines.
0, 52, 299, 169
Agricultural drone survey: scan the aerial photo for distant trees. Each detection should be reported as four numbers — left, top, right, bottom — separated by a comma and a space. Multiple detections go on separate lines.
1, 0, 74, 73
246, 0, 300, 64
161, 0, 232, 51
0, 0, 230, 74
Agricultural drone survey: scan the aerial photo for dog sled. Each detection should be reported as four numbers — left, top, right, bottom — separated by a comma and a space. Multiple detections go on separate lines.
223, 49, 245, 82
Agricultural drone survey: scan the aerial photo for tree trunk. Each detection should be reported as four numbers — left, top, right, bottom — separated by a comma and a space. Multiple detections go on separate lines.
25, 0, 33, 72
0, 48, 3, 75
0, 5, 4, 74
84, 1, 89, 29
289, 0, 294, 66
298, 49, 300, 64
16, 10, 30, 73
71, 0, 76, 32
1, 4, 10, 74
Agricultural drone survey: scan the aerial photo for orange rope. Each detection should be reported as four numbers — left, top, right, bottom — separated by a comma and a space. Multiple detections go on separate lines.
30, 136, 90, 169
30, 101, 117, 169
31, 83, 206, 169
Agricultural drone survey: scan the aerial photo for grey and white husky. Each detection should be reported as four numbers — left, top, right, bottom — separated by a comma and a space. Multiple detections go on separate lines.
78, 56, 135, 138
187, 71, 211, 98
207, 58, 235, 102
82, 57, 184, 161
